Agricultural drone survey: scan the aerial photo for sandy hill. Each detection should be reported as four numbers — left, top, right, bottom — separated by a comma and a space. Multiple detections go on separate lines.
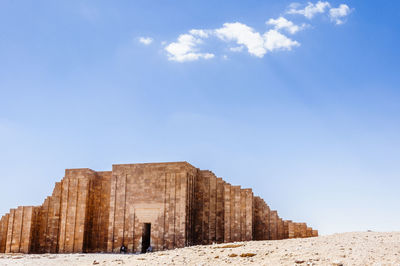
1, 232, 399, 265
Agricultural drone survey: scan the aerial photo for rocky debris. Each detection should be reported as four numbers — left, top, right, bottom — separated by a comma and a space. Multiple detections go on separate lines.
240, 253, 256, 257
214, 244, 244, 249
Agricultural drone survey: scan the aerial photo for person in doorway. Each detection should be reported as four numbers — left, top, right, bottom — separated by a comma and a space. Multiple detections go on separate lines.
146, 245, 153, 253
120, 244, 127, 254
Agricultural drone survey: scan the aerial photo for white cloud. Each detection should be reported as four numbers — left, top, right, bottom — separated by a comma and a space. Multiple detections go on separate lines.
165, 34, 214, 62
215, 22, 299, 57
267, 17, 305, 34
264, 29, 300, 52
230, 46, 244, 52
287, 1, 352, 24
287, 1, 331, 19
329, 4, 351, 25
162, 2, 352, 62
139, 37, 153, 45
215, 22, 267, 57
165, 21, 300, 61
189, 29, 211, 38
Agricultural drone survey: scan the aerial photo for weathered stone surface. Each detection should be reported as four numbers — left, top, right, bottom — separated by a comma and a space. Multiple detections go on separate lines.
269, 211, 278, 240
306, 227, 313, 237
0, 214, 9, 253
288, 220, 295, 239
0, 161, 317, 254
4, 206, 36, 253
300, 223, 308, 238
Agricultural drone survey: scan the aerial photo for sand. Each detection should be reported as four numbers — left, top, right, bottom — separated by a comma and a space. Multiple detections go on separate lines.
1, 232, 399, 265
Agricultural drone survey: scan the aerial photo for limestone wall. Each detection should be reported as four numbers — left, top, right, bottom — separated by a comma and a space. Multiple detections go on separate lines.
57, 169, 94, 253
253, 197, 270, 240
269, 210, 278, 240
0, 214, 9, 253
287, 222, 312, 239
30, 182, 62, 253
106, 162, 197, 253
4, 206, 36, 253
220, 183, 254, 243
277, 218, 284, 240
0, 161, 318, 254
84, 171, 111, 252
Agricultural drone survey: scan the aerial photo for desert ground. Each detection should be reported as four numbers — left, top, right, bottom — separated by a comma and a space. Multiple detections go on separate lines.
1, 232, 399, 265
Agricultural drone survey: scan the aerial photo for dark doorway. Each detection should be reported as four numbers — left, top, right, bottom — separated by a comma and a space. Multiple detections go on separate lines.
141, 223, 151, 253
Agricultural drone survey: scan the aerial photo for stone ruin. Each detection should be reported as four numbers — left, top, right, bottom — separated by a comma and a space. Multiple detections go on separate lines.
0, 162, 317, 254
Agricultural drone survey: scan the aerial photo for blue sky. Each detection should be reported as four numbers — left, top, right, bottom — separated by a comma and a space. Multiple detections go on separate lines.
1, 0, 399, 235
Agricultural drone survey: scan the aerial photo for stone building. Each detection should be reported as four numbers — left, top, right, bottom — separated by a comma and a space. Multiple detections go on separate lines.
0, 162, 317, 254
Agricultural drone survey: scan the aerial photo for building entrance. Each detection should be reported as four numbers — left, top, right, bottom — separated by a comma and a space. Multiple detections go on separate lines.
141, 223, 151, 253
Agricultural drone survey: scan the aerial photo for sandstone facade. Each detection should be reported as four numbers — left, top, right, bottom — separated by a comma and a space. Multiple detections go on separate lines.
0, 162, 317, 254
